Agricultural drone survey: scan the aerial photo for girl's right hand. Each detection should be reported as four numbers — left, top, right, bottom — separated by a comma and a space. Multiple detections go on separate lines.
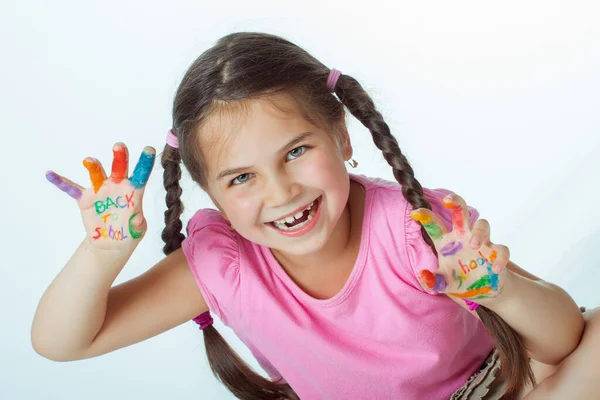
46, 143, 156, 252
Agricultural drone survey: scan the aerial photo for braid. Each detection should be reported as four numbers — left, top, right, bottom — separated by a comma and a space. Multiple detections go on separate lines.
335, 73, 533, 397
161, 144, 185, 255
334, 75, 437, 254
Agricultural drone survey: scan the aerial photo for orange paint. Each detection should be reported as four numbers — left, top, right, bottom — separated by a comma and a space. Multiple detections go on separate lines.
449, 287, 492, 298
102, 214, 112, 223
83, 159, 105, 193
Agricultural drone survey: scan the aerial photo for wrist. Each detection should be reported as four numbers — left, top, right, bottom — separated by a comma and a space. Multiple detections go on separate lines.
472, 268, 518, 310
82, 236, 139, 263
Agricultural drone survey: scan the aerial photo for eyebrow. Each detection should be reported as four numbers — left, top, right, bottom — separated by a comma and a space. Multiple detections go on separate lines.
216, 131, 314, 181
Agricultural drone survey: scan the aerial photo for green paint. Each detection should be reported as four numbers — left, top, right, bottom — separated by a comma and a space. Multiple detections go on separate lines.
106, 197, 117, 210
452, 270, 463, 289
467, 275, 491, 291
128, 213, 144, 239
423, 222, 443, 240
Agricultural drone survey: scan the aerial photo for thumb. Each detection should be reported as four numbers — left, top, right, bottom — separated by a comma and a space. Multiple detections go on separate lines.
128, 212, 147, 240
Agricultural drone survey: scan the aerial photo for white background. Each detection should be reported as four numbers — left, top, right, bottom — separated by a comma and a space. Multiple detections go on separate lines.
2, 1, 599, 399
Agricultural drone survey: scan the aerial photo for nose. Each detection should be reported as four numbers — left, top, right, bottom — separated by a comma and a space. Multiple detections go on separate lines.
263, 172, 301, 209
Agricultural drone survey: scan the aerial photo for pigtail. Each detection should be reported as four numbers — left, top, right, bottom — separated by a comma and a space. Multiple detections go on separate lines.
333, 73, 534, 398
161, 137, 298, 399
160, 144, 186, 255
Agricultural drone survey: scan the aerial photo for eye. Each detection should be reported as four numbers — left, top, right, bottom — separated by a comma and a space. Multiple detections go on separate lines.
286, 145, 307, 161
231, 173, 253, 186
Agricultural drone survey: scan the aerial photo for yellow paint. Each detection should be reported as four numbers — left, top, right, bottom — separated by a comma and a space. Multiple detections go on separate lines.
410, 210, 431, 224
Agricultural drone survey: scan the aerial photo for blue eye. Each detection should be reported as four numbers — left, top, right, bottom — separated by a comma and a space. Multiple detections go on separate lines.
286, 146, 306, 160
231, 173, 253, 185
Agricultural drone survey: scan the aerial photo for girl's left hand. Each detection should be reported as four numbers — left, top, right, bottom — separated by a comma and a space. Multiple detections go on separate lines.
410, 194, 510, 303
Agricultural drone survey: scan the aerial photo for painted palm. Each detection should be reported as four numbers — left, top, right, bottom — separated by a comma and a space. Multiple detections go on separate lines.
46, 143, 156, 250
410, 195, 506, 301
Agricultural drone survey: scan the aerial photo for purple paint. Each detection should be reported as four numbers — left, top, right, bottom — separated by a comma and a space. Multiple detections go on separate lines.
440, 241, 463, 256
46, 171, 82, 200
433, 274, 447, 291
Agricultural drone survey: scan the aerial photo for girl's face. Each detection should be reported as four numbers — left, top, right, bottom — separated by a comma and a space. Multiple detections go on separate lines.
199, 94, 353, 257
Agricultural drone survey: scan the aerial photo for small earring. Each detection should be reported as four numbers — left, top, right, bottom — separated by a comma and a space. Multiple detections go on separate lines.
346, 158, 358, 168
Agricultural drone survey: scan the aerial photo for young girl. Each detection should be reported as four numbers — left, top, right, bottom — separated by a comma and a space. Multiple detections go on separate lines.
33, 32, 599, 399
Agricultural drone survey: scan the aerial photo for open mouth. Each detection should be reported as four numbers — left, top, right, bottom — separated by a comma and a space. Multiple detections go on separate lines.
268, 196, 321, 231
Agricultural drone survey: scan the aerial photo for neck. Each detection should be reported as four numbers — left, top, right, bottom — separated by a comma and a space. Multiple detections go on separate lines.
272, 181, 364, 273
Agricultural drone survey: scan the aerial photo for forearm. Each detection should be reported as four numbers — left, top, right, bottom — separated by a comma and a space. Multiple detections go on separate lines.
481, 270, 584, 365
31, 238, 133, 360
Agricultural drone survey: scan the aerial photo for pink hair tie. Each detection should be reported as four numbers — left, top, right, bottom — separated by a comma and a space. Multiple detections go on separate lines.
166, 129, 179, 148
463, 299, 480, 311
193, 311, 214, 330
327, 68, 341, 92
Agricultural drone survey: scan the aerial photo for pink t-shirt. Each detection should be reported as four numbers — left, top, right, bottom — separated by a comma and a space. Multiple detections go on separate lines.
181, 174, 494, 399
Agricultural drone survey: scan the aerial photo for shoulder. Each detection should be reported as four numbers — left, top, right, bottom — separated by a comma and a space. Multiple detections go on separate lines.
181, 208, 241, 324
182, 208, 239, 270
353, 174, 479, 230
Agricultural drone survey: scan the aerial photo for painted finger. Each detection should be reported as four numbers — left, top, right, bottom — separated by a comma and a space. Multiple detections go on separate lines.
45, 170, 84, 200
128, 212, 146, 240
442, 194, 471, 238
110, 142, 129, 183
469, 218, 490, 249
410, 208, 449, 241
418, 270, 448, 292
490, 244, 510, 274
83, 157, 107, 193
129, 146, 156, 189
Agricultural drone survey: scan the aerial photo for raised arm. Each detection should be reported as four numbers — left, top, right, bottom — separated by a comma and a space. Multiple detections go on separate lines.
31, 143, 208, 361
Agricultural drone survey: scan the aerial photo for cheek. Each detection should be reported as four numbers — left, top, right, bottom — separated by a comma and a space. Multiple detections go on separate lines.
225, 191, 260, 221
303, 149, 348, 189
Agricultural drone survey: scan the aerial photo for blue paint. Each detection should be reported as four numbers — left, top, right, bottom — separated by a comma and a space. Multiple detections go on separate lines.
486, 264, 500, 291
130, 150, 155, 189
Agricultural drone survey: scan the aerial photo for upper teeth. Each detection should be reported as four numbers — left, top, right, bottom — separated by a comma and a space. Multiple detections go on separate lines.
274, 200, 315, 224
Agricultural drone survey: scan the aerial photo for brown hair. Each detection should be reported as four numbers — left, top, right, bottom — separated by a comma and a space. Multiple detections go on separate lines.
160, 32, 533, 399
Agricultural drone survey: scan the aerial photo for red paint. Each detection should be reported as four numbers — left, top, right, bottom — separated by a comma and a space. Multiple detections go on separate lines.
419, 270, 436, 289
111, 145, 127, 183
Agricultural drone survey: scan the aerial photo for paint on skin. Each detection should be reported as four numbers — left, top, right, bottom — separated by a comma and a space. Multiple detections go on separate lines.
410, 210, 444, 240
450, 250, 501, 298
419, 270, 447, 291
111, 145, 127, 183
83, 159, 105, 193
442, 196, 467, 237
440, 241, 463, 256
128, 213, 144, 239
452, 270, 463, 289
129, 150, 155, 189
94, 191, 135, 215
449, 286, 492, 298
92, 225, 129, 241
46, 171, 82, 200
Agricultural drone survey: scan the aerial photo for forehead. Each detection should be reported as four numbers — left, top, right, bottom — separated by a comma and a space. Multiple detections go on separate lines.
198, 94, 327, 177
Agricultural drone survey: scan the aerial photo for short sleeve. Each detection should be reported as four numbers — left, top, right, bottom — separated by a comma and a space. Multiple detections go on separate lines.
405, 188, 480, 295
181, 208, 241, 325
